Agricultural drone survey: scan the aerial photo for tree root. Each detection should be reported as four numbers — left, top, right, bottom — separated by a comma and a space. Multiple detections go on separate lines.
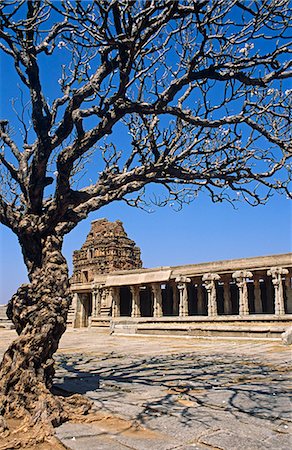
0, 391, 93, 449
0, 430, 67, 450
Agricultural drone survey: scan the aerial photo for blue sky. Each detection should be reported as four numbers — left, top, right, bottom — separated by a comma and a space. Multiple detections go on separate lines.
0, 3, 291, 305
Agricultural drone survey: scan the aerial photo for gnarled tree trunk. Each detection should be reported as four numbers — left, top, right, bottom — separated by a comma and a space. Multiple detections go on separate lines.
0, 234, 91, 441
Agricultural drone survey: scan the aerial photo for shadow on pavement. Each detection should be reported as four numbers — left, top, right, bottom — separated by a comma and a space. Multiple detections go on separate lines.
53, 351, 291, 427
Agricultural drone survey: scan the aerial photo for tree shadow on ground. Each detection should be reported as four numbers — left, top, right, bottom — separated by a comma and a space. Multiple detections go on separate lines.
53, 351, 291, 429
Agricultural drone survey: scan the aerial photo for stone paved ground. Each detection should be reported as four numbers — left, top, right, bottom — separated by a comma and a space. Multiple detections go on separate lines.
0, 329, 291, 449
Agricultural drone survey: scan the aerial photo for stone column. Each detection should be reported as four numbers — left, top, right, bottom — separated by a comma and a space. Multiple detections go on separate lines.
72, 291, 78, 312
176, 276, 191, 317
92, 286, 102, 317
77, 293, 87, 327
111, 287, 121, 317
197, 283, 204, 315
222, 276, 232, 315
72, 292, 80, 327
267, 267, 288, 316
232, 270, 252, 316
152, 283, 163, 318
101, 287, 107, 315
130, 285, 141, 318
202, 273, 220, 317
253, 275, 263, 314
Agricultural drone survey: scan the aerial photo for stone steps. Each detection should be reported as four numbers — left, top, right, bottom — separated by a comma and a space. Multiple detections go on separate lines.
109, 315, 292, 339
67, 307, 75, 327
30, 309, 292, 340
90, 317, 112, 328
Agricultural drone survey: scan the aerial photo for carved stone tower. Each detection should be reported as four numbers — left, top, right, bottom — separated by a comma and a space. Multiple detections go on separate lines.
72, 218, 142, 283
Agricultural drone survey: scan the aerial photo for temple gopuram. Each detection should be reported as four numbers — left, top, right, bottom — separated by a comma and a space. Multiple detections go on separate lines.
72, 218, 142, 283
69, 219, 292, 338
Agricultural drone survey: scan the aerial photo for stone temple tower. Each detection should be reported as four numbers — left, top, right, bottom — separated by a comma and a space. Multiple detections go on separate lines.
72, 218, 142, 284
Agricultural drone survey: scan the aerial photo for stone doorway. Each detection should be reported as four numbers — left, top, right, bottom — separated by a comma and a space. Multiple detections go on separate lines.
140, 287, 153, 317
120, 287, 132, 316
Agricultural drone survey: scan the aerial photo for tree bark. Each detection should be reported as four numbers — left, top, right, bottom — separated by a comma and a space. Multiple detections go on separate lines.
0, 234, 91, 439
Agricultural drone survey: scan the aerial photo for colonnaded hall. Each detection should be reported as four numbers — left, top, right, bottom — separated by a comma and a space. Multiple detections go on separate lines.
68, 219, 292, 339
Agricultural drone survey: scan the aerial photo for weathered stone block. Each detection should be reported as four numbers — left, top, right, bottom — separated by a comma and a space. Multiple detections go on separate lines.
281, 326, 292, 345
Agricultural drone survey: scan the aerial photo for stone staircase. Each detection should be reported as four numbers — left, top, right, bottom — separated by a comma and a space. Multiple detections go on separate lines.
90, 317, 112, 329
67, 305, 76, 327
0, 305, 14, 329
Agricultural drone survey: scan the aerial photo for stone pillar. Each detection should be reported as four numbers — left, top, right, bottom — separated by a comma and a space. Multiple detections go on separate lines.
75, 293, 87, 327
202, 273, 220, 317
285, 272, 292, 314
111, 287, 121, 317
131, 285, 141, 318
98, 287, 113, 316
152, 283, 163, 317
253, 275, 263, 314
72, 292, 79, 327
80, 293, 87, 326
222, 276, 232, 315
72, 291, 78, 313
267, 267, 288, 316
176, 276, 191, 317
101, 287, 107, 315
232, 270, 252, 316
92, 286, 102, 317
197, 283, 204, 315
172, 282, 179, 316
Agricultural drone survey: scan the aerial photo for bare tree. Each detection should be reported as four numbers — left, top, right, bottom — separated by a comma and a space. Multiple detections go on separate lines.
0, 0, 291, 440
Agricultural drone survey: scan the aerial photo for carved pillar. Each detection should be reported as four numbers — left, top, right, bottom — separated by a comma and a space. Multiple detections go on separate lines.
75, 293, 87, 327
172, 282, 179, 316
131, 285, 141, 318
72, 292, 79, 327
202, 273, 220, 317
152, 283, 163, 317
92, 290, 98, 317
267, 267, 288, 316
253, 274, 263, 314
111, 287, 121, 317
232, 270, 252, 316
72, 291, 78, 312
92, 286, 102, 317
197, 283, 204, 315
101, 287, 107, 314
175, 276, 190, 317
222, 276, 232, 315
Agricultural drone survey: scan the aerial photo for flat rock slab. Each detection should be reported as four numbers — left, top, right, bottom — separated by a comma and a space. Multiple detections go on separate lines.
57, 420, 181, 450
1, 329, 291, 449
52, 331, 292, 450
